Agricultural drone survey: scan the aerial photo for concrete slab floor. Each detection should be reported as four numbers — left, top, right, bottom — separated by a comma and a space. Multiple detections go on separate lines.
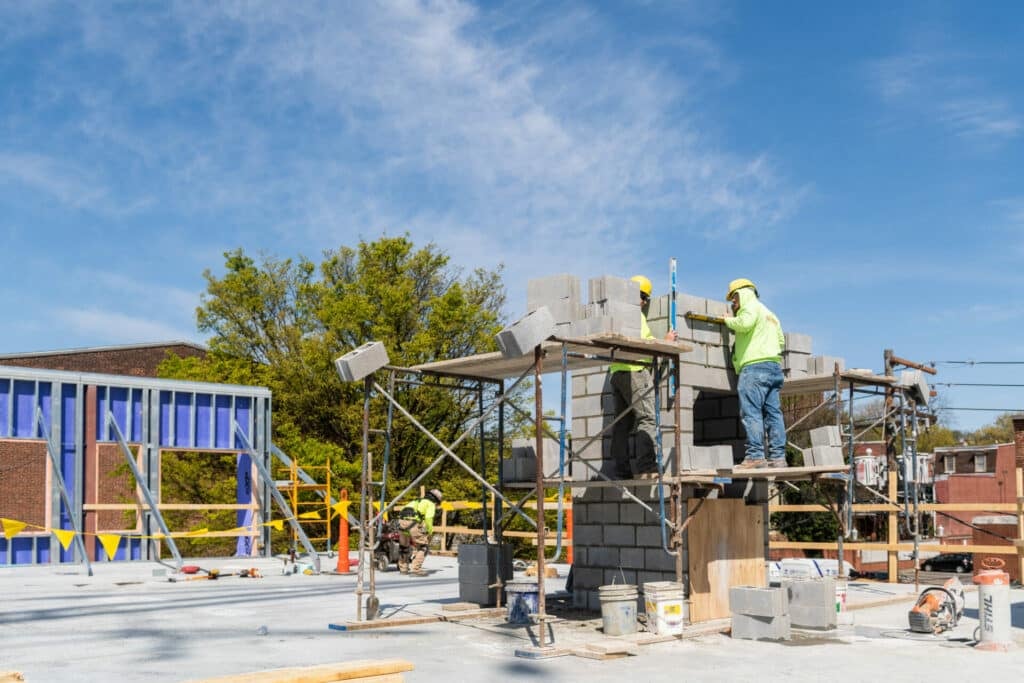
1, 556, 1022, 682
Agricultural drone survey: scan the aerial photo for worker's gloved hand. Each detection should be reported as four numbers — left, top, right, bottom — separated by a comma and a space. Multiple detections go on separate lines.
664, 329, 678, 342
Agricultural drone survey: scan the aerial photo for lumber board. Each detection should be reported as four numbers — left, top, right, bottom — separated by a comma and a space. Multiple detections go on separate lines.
184, 659, 413, 683
329, 608, 504, 632
688, 499, 764, 623
729, 464, 848, 481
781, 370, 896, 396
410, 335, 690, 381
0, 673, 24, 682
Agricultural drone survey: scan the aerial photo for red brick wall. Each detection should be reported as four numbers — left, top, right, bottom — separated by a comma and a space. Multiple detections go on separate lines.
934, 444, 1017, 540
96, 443, 139, 530
1, 344, 205, 377
0, 440, 48, 527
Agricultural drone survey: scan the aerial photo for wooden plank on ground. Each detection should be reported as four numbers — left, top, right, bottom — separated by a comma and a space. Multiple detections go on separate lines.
0, 672, 25, 683
184, 659, 414, 683
329, 608, 505, 631
688, 498, 764, 623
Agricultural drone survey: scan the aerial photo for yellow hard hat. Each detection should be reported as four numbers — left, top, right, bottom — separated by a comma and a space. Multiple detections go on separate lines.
726, 278, 758, 300
630, 275, 652, 297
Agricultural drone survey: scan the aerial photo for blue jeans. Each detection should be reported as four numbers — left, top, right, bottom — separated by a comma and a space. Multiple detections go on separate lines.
737, 361, 786, 462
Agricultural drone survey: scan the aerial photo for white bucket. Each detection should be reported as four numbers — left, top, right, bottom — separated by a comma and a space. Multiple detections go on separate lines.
835, 578, 848, 614
643, 581, 686, 635
598, 584, 638, 636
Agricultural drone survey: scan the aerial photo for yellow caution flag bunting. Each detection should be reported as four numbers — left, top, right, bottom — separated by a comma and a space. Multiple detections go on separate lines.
97, 533, 122, 560
298, 511, 321, 520
185, 528, 209, 537
226, 526, 251, 535
440, 502, 455, 512
53, 528, 76, 551
332, 501, 351, 517
1, 518, 27, 539
263, 520, 284, 531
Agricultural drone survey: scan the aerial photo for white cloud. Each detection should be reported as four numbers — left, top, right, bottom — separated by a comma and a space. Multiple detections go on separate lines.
867, 50, 1021, 143
3, 2, 801, 254
54, 307, 197, 343
0, 152, 108, 211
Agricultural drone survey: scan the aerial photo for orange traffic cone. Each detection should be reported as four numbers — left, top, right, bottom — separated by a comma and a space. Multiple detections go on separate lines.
335, 489, 350, 573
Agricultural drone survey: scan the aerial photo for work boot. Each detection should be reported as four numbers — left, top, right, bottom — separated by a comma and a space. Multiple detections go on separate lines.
734, 458, 767, 470
411, 570, 429, 577
767, 458, 788, 469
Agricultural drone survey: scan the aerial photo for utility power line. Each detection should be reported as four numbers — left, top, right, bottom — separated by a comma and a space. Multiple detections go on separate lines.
933, 382, 1024, 387
935, 360, 1024, 365
938, 407, 1024, 412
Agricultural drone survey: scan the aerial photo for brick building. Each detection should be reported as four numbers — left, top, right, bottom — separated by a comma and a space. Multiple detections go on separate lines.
0, 340, 207, 377
933, 443, 1018, 542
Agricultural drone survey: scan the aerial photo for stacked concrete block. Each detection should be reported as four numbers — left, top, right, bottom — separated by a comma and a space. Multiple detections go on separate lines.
782, 351, 809, 379
571, 484, 683, 611
810, 425, 841, 447
784, 332, 813, 354
527, 274, 582, 324
771, 577, 838, 630
334, 341, 389, 382
806, 425, 844, 467
507, 437, 562, 480
809, 355, 845, 376
730, 585, 791, 641
806, 446, 845, 467
496, 306, 556, 357
899, 369, 931, 406
588, 275, 640, 306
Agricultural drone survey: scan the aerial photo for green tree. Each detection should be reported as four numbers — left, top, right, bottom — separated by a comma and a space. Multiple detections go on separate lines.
160, 235, 511, 502
967, 412, 1016, 445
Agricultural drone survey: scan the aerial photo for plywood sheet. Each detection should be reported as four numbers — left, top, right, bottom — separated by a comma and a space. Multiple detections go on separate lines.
687, 498, 765, 623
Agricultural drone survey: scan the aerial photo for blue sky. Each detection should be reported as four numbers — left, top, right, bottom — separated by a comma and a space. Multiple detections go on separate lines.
1, 1, 1022, 431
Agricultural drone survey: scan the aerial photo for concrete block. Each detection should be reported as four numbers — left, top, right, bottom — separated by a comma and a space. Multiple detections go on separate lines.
572, 375, 586, 395
573, 395, 603, 418
586, 371, 610, 394
573, 567, 603, 590
720, 395, 740, 418
706, 299, 731, 318
636, 526, 663, 548
782, 352, 809, 372
729, 586, 788, 617
619, 503, 645, 524
689, 318, 726, 345
675, 293, 707, 318
703, 417, 740, 441
511, 437, 561, 480
603, 568, 637, 586
544, 298, 584, 324
620, 547, 646, 569
680, 363, 735, 391
810, 355, 845, 375
334, 341, 389, 382
711, 444, 735, 469
899, 369, 931, 406
589, 547, 620, 568
573, 524, 603, 546
773, 577, 837, 629
590, 502, 619, 524
572, 418, 587, 438
809, 426, 841, 448
588, 275, 639, 305
643, 547, 677, 572
730, 613, 791, 641
808, 445, 844, 467
784, 332, 813, 354
678, 343, 707, 365
604, 525, 635, 546
496, 306, 556, 357
705, 344, 730, 369
586, 416, 605, 438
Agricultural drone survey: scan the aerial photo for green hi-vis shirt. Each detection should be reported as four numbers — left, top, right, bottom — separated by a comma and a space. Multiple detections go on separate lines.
401, 498, 437, 534
609, 312, 653, 373
722, 288, 784, 374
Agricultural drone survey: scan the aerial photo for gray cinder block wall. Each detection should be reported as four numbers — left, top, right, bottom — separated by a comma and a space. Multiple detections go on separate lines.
568, 291, 828, 613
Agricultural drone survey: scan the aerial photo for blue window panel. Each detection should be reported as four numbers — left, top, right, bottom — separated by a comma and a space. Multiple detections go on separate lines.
233, 397, 251, 449
0, 537, 6, 563
38, 382, 52, 435
94, 536, 130, 561
159, 391, 173, 446
37, 537, 50, 564
109, 387, 130, 441
175, 393, 192, 447
60, 384, 78, 562
12, 537, 34, 564
215, 396, 231, 449
236, 452, 254, 556
131, 389, 144, 442
130, 538, 141, 560
0, 378, 9, 437
13, 380, 37, 437
94, 386, 108, 441
195, 394, 212, 449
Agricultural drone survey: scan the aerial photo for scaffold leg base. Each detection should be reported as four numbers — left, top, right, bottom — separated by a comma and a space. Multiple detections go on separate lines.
514, 645, 569, 659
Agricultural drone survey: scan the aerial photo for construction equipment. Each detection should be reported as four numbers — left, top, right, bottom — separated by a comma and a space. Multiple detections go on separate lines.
684, 311, 726, 325
169, 569, 220, 583
907, 576, 965, 633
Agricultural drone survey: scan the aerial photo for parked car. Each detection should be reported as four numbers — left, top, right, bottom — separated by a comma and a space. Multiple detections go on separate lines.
921, 553, 972, 573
